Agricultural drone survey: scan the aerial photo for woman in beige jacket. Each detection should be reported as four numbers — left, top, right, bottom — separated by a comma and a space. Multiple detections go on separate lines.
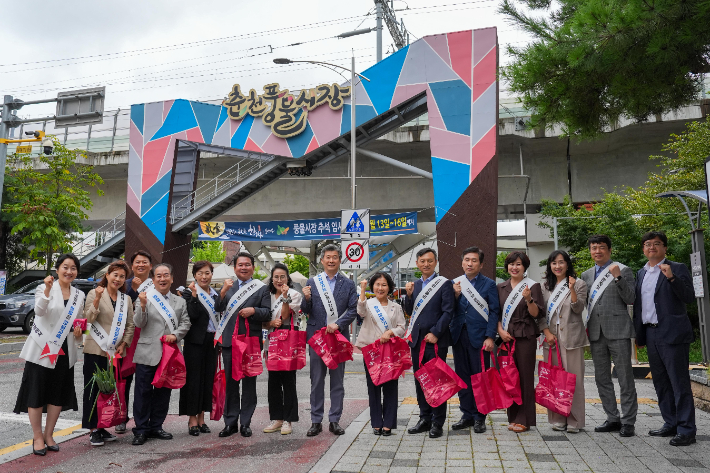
539, 250, 589, 432
82, 260, 135, 446
356, 272, 406, 436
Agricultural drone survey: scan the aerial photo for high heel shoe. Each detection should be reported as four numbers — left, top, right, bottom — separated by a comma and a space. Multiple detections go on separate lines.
32, 440, 46, 456
46, 444, 59, 452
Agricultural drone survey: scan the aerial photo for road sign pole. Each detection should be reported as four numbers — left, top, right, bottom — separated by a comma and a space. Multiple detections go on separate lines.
0, 95, 12, 211
351, 55, 356, 210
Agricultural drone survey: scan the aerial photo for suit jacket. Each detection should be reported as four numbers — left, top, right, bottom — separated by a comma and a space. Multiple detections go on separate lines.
300, 273, 358, 340
496, 279, 545, 338
83, 288, 135, 356
538, 279, 590, 349
354, 298, 407, 348
403, 274, 454, 348
633, 259, 695, 346
182, 289, 221, 345
214, 280, 271, 348
580, 262, 636, 341
133, 292, 191, 366
450, 274, 500, 349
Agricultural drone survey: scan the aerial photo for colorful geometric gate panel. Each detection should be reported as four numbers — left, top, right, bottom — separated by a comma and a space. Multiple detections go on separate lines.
128, 28, 497, 244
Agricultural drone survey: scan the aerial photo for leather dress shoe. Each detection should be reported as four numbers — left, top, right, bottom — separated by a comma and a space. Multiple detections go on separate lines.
240, 425, 252, 437
329, 422, 345, 435
306, 423, 323, 437
669, 433, 696, 446
219, 425, 239, 437
199, 424, 211, 434
373, 428, 382, 435
189, 426, 200, 436
429, 423, 443, 438
451, 418, 475, 430
594, 421, 622, 433
473, 420, 486, 434
407, 419, 431, 434
148, 429, 173, 440
132, 434, 148, 446
382, 429, 392, 437
649, 426, 677, 437
619, 424, 635, 437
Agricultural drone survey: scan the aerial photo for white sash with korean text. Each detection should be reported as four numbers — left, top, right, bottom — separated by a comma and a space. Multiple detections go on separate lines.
196, 286, 220, 333
501, 277, 536, 332
215, 279, 265, 343
90, 291, 128, 355
147, 289, 178, 334
586, 263, 626, 324
546, 280, 570, 326
404, 276, 447, 341
137, 278, 154, 293
367, 297, 391, 333
31, 285, 84, 365
314, 273, 340, 324
454, 275, 489, 322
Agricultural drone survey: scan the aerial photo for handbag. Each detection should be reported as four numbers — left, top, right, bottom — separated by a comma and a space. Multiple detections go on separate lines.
266, 312, 307, 371
413, 341, 466, 408
470, 348, 514, 415
307, 327, 354, 370
231, 320, 263, 381
96, 365, 127, 429
496, 339, 522, 405
361, 336, 412, 386
535, 342, 577, 417
210, 355, 226, 421
152, 335, 187, 389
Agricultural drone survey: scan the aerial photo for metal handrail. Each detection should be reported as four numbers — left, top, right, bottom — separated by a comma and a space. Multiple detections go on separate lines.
73, 210, 126, 258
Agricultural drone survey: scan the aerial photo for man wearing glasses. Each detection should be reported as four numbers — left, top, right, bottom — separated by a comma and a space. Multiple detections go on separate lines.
633, 231, 696, 446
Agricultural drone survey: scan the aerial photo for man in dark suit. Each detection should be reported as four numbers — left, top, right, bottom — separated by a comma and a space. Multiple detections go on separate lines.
633, 231, 696, 446
450, 247, 500, 434
300, 244, 358, 437
214, 252, 271, 438
404, 248, 455, 438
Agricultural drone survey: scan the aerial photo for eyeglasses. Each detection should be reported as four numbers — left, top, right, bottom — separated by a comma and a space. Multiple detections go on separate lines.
643, 242, 665, 248
272, 275, 288, 280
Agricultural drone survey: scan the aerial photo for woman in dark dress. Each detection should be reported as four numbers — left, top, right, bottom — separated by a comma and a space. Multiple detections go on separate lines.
180, 260, 221, 436
496, 251, 545, 433
14, 254, 86, 455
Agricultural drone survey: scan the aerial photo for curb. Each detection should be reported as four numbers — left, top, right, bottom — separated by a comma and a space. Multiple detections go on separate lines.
0, 428, 88, 465
0, 342, 25, 354
309, 407, 370, 473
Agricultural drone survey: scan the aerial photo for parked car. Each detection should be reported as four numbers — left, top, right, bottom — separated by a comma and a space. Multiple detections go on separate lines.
0, 279, 97, 334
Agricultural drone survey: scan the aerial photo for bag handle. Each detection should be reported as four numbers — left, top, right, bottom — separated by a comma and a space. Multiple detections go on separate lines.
480, 347, 486, 367
547, 339, 562, 366
418, 340, 438, 365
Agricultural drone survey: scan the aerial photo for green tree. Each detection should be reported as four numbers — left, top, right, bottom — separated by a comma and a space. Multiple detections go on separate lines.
496, 251, 511, 281
283, 254, 310, 276
192, 241, 226, 262
3, 137, 104, 273
500, 0, 710, 139
252, 265, 267, 281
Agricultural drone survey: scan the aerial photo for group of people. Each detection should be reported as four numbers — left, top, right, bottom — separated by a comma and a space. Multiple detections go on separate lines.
13, 230, 698, 455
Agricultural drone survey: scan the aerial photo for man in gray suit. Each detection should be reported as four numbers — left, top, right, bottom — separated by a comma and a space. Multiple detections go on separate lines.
300, 244, 358, 437
581, 235, 637, 437
131, 263, 191, 445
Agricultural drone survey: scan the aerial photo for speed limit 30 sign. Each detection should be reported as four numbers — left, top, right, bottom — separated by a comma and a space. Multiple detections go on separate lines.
341, 239, 369, 270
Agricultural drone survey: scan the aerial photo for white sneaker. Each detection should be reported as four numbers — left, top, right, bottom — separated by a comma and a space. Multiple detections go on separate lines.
281, 421, 292, 435
264, 420, 283, 433
566, 427, 580, 433
552, 423, 567, 431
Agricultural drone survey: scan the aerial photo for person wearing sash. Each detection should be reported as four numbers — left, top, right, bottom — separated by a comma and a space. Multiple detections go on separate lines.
450, 247, 500, 434
214, 252, 271, 438
300, 244, 358, 437
403, 248, 454, 438
180, 261, 221, 436
131, 263, 191, 446
580, 235, 637, 437
263, 263, 303, 436
118, 250, 154, 434
633, 232, 696, 446
538, 250, 588, 433
356, 272, 406, 436
82, 260, 135, 446
496, 251, 544, 433
14, 254, 86, 456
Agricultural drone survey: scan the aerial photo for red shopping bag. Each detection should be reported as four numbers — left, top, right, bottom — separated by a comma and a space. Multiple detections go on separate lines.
266, 313, 307, 371
210, 355, 226, 421
535, 342, 576, 417
73, 318, 87, 332
496, 339, 522, 405
307, 327, 354, 370
96, 379, 127, 429
231, 321, 263, 381
119, 327, 140, 378
152, 335, 187, 389
414, 341, 466, 408
362, 336, 413, 386
470, 348, 514, 415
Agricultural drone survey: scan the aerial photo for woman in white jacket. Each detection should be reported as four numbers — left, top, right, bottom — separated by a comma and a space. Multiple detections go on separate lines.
14, 254, 85, 456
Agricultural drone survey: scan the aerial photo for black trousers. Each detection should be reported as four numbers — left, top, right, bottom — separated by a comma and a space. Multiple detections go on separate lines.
268, 370, 299, 422
411, 342, 449, 426
179, 336, 218, 416
123, 373, 133, 424
132, 364, 172, 435
452, 329, 490, 421
82, 353, 108, 429
364, 360, 398, 429
222, 346, 257, 427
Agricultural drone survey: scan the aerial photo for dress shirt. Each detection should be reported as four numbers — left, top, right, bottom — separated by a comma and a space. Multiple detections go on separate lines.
421, 273, 436, 287
237, 277, 252, 288
325, 273, 337, 292
641, 261, 662, 324
594, 260, 613, 280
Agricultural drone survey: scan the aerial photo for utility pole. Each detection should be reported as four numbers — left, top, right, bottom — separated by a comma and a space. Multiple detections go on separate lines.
374, 0, 410, 60
0, 96, 11, 210
375, 1, 383, 62
351, 55, 357, 209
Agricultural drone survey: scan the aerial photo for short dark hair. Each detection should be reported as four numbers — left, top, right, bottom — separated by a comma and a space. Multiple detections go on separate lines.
416, 248, 437, 260
98, 260, 130, 292
232, 252, 255, 267
192, 260, 214, 276
55, 253, 80, 271
544, 250, 577, 291
153, 262, 173, 275
505, 251, 530, 272
588, 234, 612, 249
320, 243, 342, 260
268, 263, 293, 294
461, 246, 484, 263
641, 231, 667, 246
368, 272, 395, 295
130, 250, 153, 265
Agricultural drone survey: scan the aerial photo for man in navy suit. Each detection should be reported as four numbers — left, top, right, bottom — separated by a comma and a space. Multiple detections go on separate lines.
633, 231, 696, 446
450, 247, 500, 434
404, 248, 455, 438
301, 244, 358, 437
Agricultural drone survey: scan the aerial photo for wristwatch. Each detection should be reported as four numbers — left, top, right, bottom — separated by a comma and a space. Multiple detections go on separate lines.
614, 276, 622, 282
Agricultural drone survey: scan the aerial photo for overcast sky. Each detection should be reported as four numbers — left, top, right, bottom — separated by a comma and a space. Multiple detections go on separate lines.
0, 0, 531, 120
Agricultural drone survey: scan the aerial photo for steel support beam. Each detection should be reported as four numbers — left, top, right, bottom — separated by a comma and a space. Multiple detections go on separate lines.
357, 148, 433, 179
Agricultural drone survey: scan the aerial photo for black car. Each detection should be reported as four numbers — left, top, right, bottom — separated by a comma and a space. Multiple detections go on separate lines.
0, 279, 97, 334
